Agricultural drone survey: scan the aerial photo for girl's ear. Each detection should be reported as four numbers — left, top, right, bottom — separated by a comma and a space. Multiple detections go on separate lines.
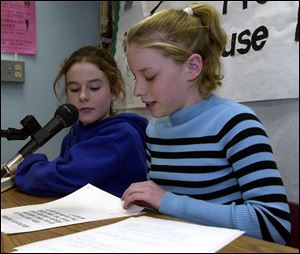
186, 54, 203, 81
111, 86, 120, 101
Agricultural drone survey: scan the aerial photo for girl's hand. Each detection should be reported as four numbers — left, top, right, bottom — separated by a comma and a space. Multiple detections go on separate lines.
121, 180, 165, 210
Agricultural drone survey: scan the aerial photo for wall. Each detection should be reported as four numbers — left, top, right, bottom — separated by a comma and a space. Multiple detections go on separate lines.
1, 1, 100, 161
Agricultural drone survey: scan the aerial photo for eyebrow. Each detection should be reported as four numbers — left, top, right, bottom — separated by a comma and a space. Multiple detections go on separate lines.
67, 78, 103, 86
136, 67, 155, 73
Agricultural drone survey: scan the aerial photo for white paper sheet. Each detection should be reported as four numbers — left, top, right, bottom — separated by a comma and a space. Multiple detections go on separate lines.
13, 216, 244, 253
1, 184, 143, 234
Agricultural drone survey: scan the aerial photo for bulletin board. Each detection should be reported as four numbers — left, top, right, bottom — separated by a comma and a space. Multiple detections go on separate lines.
113, 1, 299, 109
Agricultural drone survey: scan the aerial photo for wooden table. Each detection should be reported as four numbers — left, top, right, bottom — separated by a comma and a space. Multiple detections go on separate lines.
1, 187, 299, 253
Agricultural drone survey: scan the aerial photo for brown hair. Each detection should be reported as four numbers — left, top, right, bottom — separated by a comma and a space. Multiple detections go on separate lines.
53, 45, 126, 115
126, 3, 227, 98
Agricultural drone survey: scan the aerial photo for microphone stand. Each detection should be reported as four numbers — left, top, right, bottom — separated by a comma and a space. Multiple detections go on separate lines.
1, 115, 42, 140
1, 115, 42, 178
1, 154, 23, 178
1, 128, 29, 140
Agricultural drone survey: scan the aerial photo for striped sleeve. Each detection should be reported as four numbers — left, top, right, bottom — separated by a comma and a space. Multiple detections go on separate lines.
223, 112, 291, 243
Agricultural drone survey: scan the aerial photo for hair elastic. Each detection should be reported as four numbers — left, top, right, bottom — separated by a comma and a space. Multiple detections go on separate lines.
183, 7, 193, 16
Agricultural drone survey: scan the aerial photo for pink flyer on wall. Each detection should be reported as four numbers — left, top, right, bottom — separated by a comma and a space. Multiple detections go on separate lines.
1, 1, 36, 55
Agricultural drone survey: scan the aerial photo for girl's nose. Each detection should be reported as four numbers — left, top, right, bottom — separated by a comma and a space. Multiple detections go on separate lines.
79, 89, 89, 101
133, 80, 147, 97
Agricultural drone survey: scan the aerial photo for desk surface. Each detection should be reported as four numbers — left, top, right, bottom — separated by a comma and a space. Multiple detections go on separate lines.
1, 187, 299, 253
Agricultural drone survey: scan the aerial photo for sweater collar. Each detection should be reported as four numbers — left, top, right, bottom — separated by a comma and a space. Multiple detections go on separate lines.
169, 94, 216, 126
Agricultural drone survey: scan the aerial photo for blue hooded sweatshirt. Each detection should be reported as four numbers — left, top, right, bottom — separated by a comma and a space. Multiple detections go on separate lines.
15, 113, 148, 197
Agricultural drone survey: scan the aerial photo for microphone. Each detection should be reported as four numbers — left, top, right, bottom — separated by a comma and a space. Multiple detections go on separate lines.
1, 104, 79, 178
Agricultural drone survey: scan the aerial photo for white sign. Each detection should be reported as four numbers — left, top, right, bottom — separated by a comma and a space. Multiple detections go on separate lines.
114, 1, 299, 108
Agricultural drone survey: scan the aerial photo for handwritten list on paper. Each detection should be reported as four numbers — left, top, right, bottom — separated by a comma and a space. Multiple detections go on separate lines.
1, 184, 143, 234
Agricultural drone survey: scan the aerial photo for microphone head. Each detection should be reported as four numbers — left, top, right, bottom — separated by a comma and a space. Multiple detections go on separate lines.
55, 104, 79, 127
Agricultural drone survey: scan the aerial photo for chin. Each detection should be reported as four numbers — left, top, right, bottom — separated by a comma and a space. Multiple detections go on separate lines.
150, 111, 168, 118
79, 118, 95, 126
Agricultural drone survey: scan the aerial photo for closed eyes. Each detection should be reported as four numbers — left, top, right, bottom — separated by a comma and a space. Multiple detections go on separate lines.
145, 76, 155, 81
